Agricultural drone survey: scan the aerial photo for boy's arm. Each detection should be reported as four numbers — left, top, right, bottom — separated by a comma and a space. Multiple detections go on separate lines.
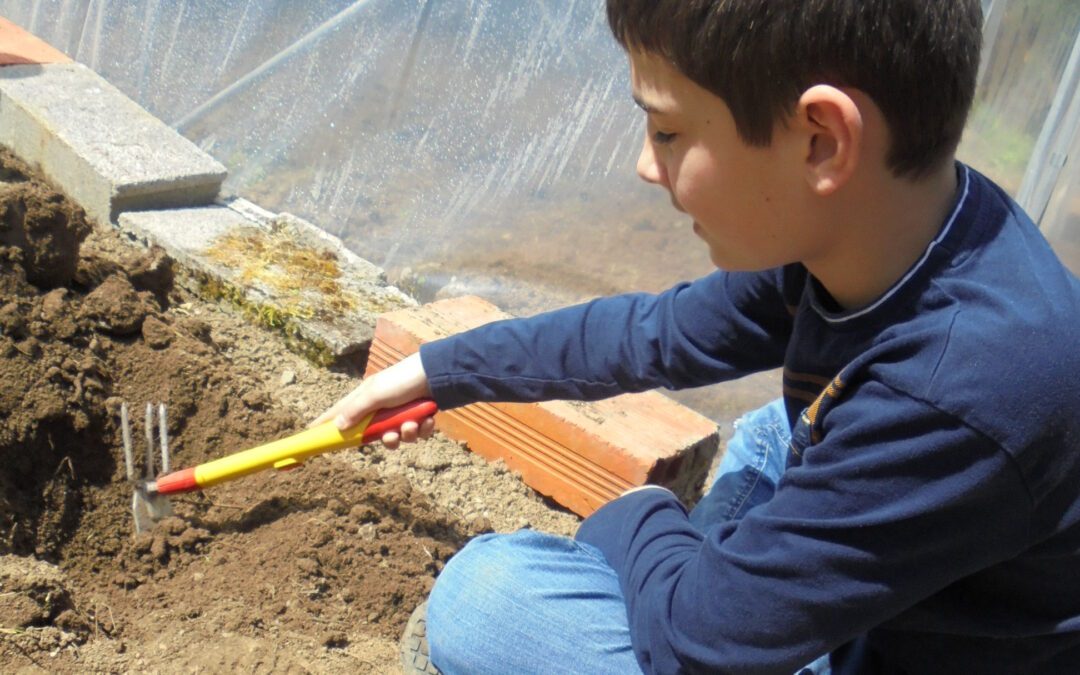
576, 381, 1031, 673
313, 268, 792, 442
421, 268, 794, 409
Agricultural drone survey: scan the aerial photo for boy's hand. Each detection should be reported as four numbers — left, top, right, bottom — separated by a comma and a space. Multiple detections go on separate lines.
311, 353, 435, 449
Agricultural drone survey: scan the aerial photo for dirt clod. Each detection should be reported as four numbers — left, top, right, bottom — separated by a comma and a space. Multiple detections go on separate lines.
0, 555, 73, 628
141, 314, 174, 348
0, 152, 90, 289
78, 274, 150, 335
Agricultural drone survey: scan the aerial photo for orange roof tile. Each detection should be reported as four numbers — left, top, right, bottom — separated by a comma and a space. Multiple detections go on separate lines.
0, 17, 72, 66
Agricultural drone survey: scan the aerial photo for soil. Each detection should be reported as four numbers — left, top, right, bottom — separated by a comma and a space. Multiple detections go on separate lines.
0, 147, 579, 673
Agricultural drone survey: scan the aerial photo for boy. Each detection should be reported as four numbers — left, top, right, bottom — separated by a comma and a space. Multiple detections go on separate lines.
318, 0, 1080, 672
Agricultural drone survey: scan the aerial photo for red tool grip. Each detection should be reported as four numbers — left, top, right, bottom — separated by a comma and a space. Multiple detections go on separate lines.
361, 398, 438, 442
154, 467, 199, 495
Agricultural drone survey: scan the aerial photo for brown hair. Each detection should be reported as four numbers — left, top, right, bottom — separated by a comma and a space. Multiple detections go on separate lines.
607, 0, 983, 178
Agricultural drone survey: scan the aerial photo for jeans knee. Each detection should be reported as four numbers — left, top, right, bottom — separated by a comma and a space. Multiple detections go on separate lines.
427, 532, 530, 666
427, 531, 631, 674
430, 533, 497, 604
429, 531, 549, 615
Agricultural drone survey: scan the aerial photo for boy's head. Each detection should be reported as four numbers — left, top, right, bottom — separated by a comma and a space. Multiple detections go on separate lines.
607, 0, 983, 178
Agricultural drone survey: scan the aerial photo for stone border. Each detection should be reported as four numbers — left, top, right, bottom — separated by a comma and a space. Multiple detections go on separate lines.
0, 62, 226, 225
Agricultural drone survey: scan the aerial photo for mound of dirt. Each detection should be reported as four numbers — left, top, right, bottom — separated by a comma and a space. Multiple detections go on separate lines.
0, 147, 556, 672
0, 156, 90, 290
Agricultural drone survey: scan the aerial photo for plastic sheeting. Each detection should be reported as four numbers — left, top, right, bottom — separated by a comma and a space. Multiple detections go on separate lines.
7, 0, 714, 318
962, 0, 1080, 273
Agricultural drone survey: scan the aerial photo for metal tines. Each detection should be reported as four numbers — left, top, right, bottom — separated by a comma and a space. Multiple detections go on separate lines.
120, 402, 174, 534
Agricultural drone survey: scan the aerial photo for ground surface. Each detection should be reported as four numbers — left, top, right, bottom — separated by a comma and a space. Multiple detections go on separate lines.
0, 148, 579, 673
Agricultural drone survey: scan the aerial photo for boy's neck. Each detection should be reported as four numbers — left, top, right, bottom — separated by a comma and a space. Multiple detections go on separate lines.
806, 160, 960, 312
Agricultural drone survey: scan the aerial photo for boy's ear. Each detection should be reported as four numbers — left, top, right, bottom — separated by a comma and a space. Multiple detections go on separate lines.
795, 85, 863, 196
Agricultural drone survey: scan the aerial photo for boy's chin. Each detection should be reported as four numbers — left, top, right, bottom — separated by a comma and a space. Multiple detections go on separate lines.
707, 248, 729, 270
707, 247, 764, 273
700, 237, 727, 268
694, 225, 759, 271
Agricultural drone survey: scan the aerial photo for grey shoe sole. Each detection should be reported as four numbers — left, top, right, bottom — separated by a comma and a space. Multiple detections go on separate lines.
400, 601, 441, 674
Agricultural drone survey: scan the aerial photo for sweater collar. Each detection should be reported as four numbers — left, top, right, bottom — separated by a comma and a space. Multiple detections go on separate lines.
809, 163, 973, 325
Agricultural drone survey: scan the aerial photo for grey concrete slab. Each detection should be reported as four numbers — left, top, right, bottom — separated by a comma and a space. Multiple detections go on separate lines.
119, 200, 416, 369
0, 63, 226, 224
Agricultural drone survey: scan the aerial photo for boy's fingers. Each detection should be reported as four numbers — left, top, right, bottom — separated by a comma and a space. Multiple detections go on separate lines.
311, 396, 349, 427
379, 417, 435, 450
334, 404, 369, 431
331, 390, 380, 430
312, 389, 364, 428
315, 399, 436, 437
397, 420, 420, 444
313, 352, 432, 432
316, 410, 434, 449
310, 404, 339, 427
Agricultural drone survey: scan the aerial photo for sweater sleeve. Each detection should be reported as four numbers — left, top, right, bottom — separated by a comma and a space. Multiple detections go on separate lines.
419, 268, 793, 409
575, 381, 1031, 674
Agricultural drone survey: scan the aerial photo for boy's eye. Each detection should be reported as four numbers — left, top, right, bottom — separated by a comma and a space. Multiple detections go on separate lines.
652, 130, 677, 145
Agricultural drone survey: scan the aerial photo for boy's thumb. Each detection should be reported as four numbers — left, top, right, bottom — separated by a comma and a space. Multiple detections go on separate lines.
333, 413, 352, 431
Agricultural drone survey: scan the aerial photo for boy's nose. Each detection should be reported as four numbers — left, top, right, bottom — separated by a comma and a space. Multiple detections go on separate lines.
636, 137, 665, 187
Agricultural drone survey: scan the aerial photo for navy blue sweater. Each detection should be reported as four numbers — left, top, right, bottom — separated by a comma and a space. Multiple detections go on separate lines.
420, 165, 1080, 673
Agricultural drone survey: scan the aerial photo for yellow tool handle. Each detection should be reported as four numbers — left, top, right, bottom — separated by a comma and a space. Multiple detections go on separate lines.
153, 399, 438, 494
195, 416, 367, 487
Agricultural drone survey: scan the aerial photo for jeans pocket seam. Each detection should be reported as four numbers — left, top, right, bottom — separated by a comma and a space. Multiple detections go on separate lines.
723, 430, 772, 520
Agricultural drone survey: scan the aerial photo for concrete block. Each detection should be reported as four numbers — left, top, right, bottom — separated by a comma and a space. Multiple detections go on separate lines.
0, 62, 226, 224
0, 17, 72, 65
365, 296, 721, 516
119, 199, 416, 369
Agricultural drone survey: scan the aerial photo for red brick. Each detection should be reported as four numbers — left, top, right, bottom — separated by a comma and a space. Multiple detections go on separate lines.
0, 18, 72, 66
366, 296, 720, 517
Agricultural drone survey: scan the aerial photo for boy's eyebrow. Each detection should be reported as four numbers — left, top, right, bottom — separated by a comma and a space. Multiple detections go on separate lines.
633, 94, 670, 116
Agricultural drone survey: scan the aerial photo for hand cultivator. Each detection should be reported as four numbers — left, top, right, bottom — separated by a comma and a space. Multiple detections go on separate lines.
121, 402, 175, 533
120, 398, 438, 534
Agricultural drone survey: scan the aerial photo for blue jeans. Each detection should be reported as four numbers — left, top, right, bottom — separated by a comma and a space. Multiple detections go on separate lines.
427, 399, 829, 674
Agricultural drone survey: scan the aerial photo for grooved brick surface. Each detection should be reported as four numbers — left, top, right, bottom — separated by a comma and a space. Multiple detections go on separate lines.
365, 296, 720, 516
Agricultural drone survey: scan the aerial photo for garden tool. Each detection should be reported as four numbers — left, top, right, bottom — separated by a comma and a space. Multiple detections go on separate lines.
121, 402, 175, 534
121, 398, 438, 534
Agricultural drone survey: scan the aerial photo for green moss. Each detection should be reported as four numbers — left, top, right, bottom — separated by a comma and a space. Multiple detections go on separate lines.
195, 272, 336, 368
193, 221, 406, 368
203, 222, 358, 321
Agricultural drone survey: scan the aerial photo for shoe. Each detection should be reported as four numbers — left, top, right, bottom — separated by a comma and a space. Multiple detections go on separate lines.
400, 600, 442, 674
